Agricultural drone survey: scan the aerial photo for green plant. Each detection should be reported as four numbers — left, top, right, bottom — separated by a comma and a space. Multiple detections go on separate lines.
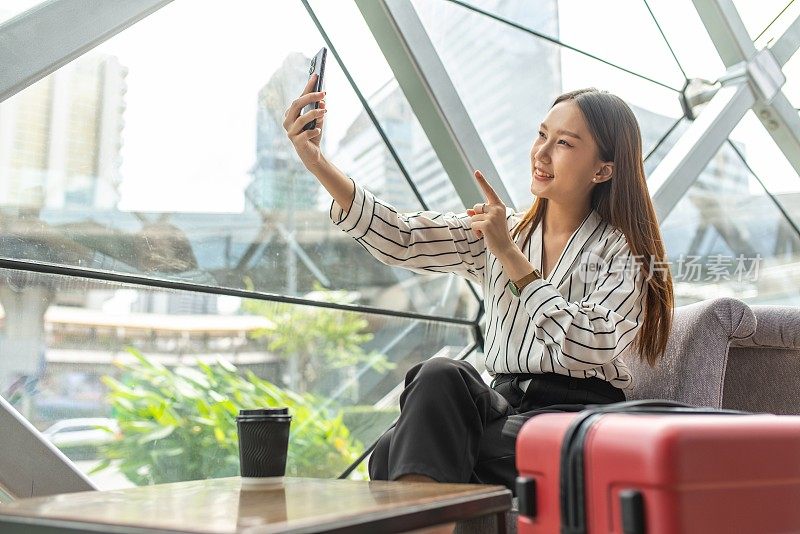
243, 282, 395, 394
92, 348, 366, 485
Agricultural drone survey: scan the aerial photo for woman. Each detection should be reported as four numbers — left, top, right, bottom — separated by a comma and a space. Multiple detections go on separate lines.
283, 73, 674, 492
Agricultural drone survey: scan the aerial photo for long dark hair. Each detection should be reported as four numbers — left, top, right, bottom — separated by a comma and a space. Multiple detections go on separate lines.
511, 88, 673, 367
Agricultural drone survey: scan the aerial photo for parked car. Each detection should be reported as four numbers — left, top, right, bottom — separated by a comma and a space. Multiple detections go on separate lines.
42, 418, 120, 458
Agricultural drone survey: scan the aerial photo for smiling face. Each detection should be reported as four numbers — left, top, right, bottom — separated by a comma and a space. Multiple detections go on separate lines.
530, 100, 613, 203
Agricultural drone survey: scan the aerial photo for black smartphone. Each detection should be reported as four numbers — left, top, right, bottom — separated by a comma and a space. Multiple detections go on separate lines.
302, 47, 327, 131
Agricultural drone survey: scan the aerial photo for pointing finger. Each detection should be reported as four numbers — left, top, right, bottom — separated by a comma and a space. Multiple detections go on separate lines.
475, 170, 502, 204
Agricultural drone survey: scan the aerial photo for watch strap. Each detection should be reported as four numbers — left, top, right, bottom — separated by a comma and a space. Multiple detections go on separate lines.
515, 269, 542, 288
507, 268, 542, 297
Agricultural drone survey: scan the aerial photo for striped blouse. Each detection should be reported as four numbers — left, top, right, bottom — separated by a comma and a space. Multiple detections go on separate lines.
329, 177, 647, 390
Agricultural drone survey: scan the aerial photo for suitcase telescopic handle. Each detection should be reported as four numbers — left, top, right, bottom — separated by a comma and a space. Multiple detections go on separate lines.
587, 399, 750, 415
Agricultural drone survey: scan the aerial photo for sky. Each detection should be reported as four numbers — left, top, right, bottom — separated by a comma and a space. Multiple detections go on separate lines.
5, 0, 800, 212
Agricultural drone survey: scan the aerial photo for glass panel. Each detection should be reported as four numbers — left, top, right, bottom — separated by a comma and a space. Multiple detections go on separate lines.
307, 0, 463, 214
779, 50, 800, 109
0, 0, 478, 320
458, 0, 685, 89
643, 117, 690, 176
660, 141, 800, 306
730, 111, 800, 195
729, 112, 800, 276
0, 0, 43, 25
646, 0, 727, 83
348, 346, 482, 480
733, 0, 796, 44
0, 266, 474, 488
412, 0, 683, 210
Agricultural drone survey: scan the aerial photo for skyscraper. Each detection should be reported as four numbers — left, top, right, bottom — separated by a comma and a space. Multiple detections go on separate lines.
0, 54, 126, 211
247, 53, 320, 212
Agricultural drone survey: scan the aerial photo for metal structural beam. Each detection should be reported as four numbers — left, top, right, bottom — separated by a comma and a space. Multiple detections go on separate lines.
353, 0, 513, 209
650, 82, 755, 221
0, 395, 96, 499
703, 0, 800, 188
693, 0, 756, 67
753, 93, 800, 177
651, 0, 800, 221
0, 0, 173, 103
769, 14, 800, 66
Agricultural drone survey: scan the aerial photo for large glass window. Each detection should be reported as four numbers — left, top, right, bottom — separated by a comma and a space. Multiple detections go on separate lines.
0, 0, 479, 321
661, 141, 800, 305
0, 266, 473, 488
0, 0, 486, 491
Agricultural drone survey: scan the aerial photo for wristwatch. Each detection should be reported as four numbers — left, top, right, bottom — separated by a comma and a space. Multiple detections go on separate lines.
507, 268, 542, 297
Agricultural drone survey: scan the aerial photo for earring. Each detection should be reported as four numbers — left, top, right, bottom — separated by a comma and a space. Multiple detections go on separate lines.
592, 178, 597, 182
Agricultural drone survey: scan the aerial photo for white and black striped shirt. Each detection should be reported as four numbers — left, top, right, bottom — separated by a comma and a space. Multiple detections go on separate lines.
329, 177, 646, 390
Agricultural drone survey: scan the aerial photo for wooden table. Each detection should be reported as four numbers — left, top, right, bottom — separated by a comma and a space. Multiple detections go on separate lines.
0, 477, 512, 533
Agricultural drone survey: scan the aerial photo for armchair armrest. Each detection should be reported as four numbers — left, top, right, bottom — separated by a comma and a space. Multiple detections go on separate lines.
730, 305, 800, 350
722, 305, 800, 415
626, 297, 756, 408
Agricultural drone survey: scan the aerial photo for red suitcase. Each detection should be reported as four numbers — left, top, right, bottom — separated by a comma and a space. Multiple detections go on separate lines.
515, 400, 800, 534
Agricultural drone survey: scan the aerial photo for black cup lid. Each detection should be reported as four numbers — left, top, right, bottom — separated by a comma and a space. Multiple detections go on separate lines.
238, 407, 289, 416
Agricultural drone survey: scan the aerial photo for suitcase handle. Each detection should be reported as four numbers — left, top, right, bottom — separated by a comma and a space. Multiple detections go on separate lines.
559, 400, 752, 534
585, 398, 748, 415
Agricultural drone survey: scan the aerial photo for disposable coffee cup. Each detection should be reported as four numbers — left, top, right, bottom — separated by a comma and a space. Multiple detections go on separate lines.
236, 407, 291, 487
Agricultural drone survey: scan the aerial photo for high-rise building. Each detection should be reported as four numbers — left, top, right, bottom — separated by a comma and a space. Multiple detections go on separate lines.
333, 84, 415, 210
0, 54, 126, 210
247, 53, 320, 212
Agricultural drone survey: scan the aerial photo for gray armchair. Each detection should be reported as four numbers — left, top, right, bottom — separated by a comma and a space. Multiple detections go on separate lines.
626, 297, 800, 414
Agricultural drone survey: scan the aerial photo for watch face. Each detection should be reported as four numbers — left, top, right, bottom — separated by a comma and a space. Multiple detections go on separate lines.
506, 280, 520, 297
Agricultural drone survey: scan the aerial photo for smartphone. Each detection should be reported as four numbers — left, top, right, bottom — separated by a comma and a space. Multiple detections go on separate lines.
302, 47, 327, 131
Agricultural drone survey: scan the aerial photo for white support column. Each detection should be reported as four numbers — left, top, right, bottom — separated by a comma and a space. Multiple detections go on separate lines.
692, 0, 756, 67
0, 0, 172, 103
769, 15, 800, 66
753, 93, 800, 176
354, 0, 513, 209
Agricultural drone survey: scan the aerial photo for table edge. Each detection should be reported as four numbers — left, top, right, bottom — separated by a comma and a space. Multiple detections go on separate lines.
0, 486, 512, 534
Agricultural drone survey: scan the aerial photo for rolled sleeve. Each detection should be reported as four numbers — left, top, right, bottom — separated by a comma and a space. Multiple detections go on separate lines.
329, 176, 373, 239
328, 176, 487, 284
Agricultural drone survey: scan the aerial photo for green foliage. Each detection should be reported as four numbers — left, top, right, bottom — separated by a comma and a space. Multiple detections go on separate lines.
93, 348, 367, 485
242, 282, 395, 394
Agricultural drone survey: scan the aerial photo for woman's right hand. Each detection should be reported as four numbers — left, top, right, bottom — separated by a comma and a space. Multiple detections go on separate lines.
283, 73, 327, 169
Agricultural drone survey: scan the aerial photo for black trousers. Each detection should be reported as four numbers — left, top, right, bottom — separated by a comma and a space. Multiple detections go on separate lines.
368, 358, 625, 493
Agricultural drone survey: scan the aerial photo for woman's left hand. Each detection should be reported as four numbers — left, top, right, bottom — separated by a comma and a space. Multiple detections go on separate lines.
466, 170, 516, 257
